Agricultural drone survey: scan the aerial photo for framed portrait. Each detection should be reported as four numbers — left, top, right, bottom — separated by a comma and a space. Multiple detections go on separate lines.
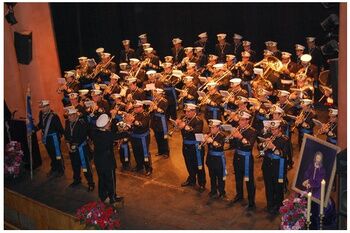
292, 134, 341, 206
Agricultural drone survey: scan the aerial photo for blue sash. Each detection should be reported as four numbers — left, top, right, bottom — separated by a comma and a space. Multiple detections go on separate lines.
183, 140, 203, 170
131, 131, 150, 162
242, 81, 252, 97
81, 83, 94, 89
209, 150, 227, 180
120, 143, 129, 162
184, 99, 196, 104
78, 141, 88, 172
206, 106, 220, 119
299, 128, 312, 135
45, 133, 62, 160
327, 137, 337, 145
63, 96, 70, 103
267, 153, 285, 183
235, 149, 252, 181
164, 87, 177, 108
256, 114, 267, 121
154, 113, 168, 135
285, 124, 291, 138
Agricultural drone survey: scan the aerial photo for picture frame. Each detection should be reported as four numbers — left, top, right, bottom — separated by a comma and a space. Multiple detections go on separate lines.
292, 134, 341, 206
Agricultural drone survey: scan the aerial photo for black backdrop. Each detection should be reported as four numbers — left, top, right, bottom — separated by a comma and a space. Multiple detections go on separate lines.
50, 2, 339, 73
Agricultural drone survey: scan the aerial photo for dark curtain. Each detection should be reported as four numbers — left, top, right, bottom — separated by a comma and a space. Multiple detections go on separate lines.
50, 2, 339, 74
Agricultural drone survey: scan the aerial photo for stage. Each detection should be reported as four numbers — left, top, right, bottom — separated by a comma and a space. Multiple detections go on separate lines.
4, 108, 330, 229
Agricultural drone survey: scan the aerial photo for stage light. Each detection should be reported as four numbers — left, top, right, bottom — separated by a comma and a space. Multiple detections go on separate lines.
320, 14, 339, 32
320, 39, 339, 56
5, 3, 17, 25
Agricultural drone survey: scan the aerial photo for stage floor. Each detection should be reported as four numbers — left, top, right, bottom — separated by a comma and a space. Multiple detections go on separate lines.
5, 109, 329, 229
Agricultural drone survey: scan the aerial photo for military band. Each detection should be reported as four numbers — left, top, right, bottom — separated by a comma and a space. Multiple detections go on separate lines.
45, 32, 337, 211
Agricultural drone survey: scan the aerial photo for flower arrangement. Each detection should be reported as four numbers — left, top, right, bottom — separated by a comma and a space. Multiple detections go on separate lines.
279, 192, 307, 230
76, 201, 121, 230
4, 141, 24, 178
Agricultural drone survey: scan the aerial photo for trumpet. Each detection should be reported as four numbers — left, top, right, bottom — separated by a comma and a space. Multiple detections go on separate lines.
176, 87, 189, 104
91, 55, 115, 79
314, 122, 331, 137
291, 110, 311, 131
258, 135, 277, 157
57, 83, 67, 94
198, 94, 212, 107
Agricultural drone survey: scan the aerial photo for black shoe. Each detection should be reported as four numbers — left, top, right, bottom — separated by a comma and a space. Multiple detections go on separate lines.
87, 183, 95, 192
208, 192, 218, 198
198, 186, 205, 193
227, 196, 243, 206
219, 193, 228, 201
162, 154, 169, 159
69, 180, 81, 188
181, 180, 195, 187
155, 153, 163, 156
145, 170, 152, 176
246, 204, 256, 211
132, 167, 143, 173
46, 170, 56, 177
115, 196, 124, 202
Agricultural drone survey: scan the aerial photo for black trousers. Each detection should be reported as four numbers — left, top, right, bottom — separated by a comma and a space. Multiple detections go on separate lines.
166, 103, 177, 120
119, 142, 130, 168
69, 144, 94, 185
131, 135, 152, 171
44, 139, 65, 173
182, 144, 206, 186
206, 156, 225, 195
262, 158, 285, 210
233, 153, 255, 205
153, 130, 170, 155
95, 167, 117, 201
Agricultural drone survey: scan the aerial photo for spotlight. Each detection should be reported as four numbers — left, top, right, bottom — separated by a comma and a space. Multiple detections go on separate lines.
320, 40, 339, 56
320, 14, 339, 32
5, 3, 17, 25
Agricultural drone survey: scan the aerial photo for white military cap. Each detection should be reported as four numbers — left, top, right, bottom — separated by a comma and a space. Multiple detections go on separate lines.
129, 58, 140, 64
138, 33, 147, 39
295, 44, 305, 50
79, 89, 89, 96
91, 89, 102, 96
69, 93, 78, 99
207, 81, 217, 88
248, 97, 260, 105
217, 33, 227, 39
253, 68, 263, 76
208, 54, 218, 60
242, 40, 251, 46
264, 50, 273, 56
39, 100, 50, 107
277, 90, 290, 97
96, 114, 110, 128
301, 54, 312, 63
257, 88, 270, 96
198, 32, 208, 38
164, 56, 173, 62
67, 107, 78, 115
122, 40, 130, 45
134, 100, 144, 107
306, 37, 316, 42
280, 79, 294, 85
65, 70, 75, 78
184, 47, 193, 53
184, 103, 197, 111
161, 62, 172, 68
235, 96, 249, 104
264, 120, 281, 129
111, 93, 122, 99
172, 38, 182, 44
96, 47, 104, 53
187, 62, 196, 69
226, 54, 235, 60
265, 41, 277, 47
126, 77, 137, 83
300, 98, 313, 105
183, 76, 193, 82
146, 70, 157, 76
142, 43, 151, 49
144, 47, 154, 54
239, 110, 252, 119
233, 33, 243, 40
102, 53, 111, 58
329, 108, 338, 116
110, 73, 120, 80
213, 63, 224, 69
154, 88, 164, 94
281, 52, 292, 58
241, 51, 251, 57
230, 78, 242, 85
271, 105, 284, 114
78, 56, 88, 61
172, 70, 183, 78
208, 119, 222, 127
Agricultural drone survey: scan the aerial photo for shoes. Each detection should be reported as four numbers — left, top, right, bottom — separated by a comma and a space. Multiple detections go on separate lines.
198, 186, 205, 193
181, 180, 195, 187
145, 170, 152, 176
246, 203, 256, 211
227, 196, 243, 206
155, 153, 163, 156
69, 180, 81, 188
87, 183, 95, 192
131, 167, 143, 173
208, 192, 218, 198
219, 193, 228, 201
46, 170, 56, 177
110, 195, 124, 204
162, 154, 169, 159
121, 165, 130, 172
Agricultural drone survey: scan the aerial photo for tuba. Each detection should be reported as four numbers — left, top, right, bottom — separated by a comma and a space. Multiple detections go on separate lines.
263, 56, 284, 77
